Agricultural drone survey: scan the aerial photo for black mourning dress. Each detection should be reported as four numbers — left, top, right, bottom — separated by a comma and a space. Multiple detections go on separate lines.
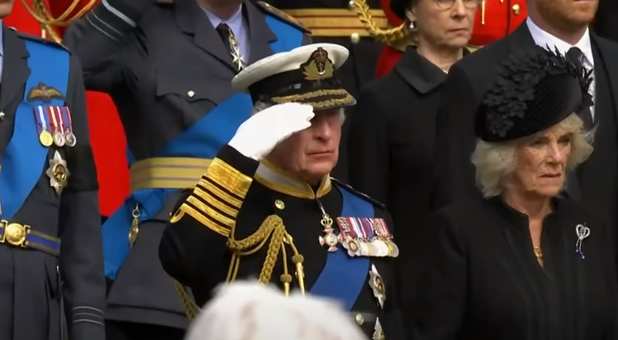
410, 196, 618, 340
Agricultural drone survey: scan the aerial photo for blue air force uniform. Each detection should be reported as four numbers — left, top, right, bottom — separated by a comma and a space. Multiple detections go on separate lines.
0, 25, 105, 340
63, 0, 309, 335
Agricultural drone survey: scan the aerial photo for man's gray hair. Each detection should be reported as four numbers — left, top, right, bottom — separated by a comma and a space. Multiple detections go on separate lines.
185, 281, 368, 340
471, 113, 593, 198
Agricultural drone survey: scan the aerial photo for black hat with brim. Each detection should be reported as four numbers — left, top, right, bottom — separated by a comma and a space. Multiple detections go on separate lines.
476, 46, 593, 142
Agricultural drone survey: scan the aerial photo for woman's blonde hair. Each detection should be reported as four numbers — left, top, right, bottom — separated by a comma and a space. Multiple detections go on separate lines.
471, 113, 593, 198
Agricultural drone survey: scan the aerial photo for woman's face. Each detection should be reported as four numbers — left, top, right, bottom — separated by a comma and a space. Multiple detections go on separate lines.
505, 124, 573, 200
408, 0, 477, 50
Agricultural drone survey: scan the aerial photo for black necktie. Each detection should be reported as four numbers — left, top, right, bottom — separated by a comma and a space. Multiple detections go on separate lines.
565, 47, 594, 130
216, 23, 245, 72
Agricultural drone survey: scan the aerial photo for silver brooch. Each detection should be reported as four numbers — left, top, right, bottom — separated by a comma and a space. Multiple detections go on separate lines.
575, 223, 591, 260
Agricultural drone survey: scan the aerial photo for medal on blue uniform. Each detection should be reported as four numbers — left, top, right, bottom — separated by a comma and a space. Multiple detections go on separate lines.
33, 105, 54, 147
61, 106, 77, 147
47, 106, 65, 147
336, 217, 399, 258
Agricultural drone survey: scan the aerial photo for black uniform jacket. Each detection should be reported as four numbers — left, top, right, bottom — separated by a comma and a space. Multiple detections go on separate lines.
64, 0, 310, 328
411, 196, 618, 340
0, 27, 105, 340
159, 145, 405, 340
432, 23, 618, 246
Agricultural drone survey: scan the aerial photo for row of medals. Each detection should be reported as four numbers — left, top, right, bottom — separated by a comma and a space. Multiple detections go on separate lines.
40, 129, 77, 148
318, 215, 399, 258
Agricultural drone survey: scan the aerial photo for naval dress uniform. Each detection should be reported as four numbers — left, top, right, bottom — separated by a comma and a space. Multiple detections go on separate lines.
161, 149, 405, 340
0, 25, 105, 340
160, 43, 405, 340
64, 0, 309, 338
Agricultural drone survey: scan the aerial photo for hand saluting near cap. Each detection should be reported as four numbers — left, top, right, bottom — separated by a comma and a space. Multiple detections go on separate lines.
228, 102, 315, 161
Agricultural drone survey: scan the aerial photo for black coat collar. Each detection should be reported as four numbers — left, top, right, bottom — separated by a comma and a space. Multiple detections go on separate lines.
393, 47, 447, 94
505, 22, 538, 52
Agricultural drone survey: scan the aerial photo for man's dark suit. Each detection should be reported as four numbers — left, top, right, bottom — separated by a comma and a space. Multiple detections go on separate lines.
64, 0, 309, 338
0, 26, 105, 340
433, 22, 618, 241
595, 0, 618, 42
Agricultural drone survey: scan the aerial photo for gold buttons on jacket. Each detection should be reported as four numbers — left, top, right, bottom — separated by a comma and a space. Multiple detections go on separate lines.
512, 3, 521, 15
187, 90, 195, 98
350, 32, 360, 44
274, 199, 286, 210
354, 313, 365, 326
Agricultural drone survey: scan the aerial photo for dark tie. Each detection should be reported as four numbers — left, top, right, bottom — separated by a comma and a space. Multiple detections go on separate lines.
565, 47, 594, 130
216, 23, 245, 72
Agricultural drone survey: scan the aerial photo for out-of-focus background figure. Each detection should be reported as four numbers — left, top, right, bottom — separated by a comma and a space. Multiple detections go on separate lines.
185, 281, 369, 340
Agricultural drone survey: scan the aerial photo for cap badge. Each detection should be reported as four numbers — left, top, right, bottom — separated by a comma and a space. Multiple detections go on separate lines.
301, 47, 334, 81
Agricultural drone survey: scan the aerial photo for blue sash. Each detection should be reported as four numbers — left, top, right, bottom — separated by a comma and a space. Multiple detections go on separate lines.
103, 18, 304, 279
310, 185, 372, 310
0, 39, 69, 219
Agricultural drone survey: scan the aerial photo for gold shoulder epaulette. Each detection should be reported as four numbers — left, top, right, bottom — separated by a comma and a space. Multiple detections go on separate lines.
255, 1, 310, 34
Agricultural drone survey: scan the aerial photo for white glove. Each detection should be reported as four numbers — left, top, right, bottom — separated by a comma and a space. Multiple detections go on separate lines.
229, 102, 315, 160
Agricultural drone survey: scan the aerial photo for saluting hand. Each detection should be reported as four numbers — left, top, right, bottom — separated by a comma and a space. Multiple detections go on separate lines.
228, 103, 314, 161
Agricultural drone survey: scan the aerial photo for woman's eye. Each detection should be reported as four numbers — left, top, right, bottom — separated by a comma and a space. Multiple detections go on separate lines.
559, 136, 572, 145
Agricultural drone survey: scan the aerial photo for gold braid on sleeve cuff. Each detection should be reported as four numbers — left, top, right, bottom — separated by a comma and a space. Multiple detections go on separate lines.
170, 158, 253, 237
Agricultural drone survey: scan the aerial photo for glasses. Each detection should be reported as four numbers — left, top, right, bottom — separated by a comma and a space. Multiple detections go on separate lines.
433, 0, 482, 10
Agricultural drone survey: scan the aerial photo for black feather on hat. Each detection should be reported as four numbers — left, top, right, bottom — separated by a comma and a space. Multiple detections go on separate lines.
476, 46, 594, 142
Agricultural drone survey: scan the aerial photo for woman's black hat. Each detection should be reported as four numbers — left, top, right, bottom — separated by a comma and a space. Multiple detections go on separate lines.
476, 46, 593, 142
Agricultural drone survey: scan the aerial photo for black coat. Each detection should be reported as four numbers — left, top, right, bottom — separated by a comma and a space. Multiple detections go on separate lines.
594, 0, 618, 42
160, 145, 405, 340
0, 26, 105, 340
432, 23, 618, 246
64, 0, 310, 329
347, 46, 447, 326
410, 196, 618, 340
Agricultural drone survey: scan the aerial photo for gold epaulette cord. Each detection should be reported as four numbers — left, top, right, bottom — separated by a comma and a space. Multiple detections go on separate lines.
226, 215, 306, 297
174, 281, 200, 321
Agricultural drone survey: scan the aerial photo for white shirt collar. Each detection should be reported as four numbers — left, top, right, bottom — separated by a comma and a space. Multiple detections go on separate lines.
526, 17, 593, 68
203, 4, 243, 37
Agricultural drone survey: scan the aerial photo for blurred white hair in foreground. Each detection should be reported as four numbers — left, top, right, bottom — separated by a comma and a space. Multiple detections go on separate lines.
185, 281, 368, 340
